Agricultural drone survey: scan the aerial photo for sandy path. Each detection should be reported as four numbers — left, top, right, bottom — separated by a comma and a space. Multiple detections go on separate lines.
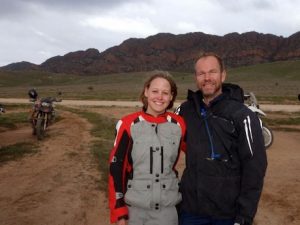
254, 131, 300, 225
0, 98, 299, 112
0, 111, 110, 225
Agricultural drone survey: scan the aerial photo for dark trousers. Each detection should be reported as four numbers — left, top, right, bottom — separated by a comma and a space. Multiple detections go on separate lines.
180, 211, 235, 225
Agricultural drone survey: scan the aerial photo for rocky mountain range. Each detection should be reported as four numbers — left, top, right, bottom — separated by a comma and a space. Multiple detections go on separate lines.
1, 31, 300, 75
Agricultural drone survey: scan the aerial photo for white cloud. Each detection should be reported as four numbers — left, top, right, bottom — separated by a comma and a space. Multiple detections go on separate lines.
176, 22, 198, 33
81, 16, 158, 36
32, 29, 59, 44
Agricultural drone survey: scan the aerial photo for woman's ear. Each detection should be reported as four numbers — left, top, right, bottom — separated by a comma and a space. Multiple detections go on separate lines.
144, 88, 149, 97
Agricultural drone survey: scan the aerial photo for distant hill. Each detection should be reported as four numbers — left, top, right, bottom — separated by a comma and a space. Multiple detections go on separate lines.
0, 60, 300, 103
1, 31, 300, 75
1, 61, 39, 71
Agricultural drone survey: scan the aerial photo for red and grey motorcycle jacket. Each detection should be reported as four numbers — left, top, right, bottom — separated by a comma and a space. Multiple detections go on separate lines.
108, 111, 186, 223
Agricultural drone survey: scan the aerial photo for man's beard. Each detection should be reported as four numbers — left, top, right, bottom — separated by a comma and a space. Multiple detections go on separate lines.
201, 82, 222, 99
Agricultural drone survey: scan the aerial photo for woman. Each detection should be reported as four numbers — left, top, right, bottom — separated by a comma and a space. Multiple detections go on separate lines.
109, 71, 186, 225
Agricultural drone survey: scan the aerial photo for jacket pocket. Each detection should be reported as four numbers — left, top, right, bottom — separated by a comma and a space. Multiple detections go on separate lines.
161, 178, 182, 206
125, 179, 152, 209
197, 175, 240, 216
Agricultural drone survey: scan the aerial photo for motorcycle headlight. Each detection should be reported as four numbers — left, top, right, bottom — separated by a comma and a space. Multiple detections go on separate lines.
41, 102, 51, 107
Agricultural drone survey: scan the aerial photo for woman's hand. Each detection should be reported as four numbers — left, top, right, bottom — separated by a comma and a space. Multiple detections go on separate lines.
116, 218, 127, 225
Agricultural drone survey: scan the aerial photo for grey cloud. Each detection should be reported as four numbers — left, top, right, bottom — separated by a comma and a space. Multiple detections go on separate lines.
0, 0, 152, 22
0, 0, 149, 17
251, 0, 274, 9
212, 0, 276, 12
0, 1, 29, 18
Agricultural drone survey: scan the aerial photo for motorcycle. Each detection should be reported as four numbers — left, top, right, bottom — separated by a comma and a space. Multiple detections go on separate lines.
29, 92, 62, 140
0, 104, 5, 113
244, 92, 273, 149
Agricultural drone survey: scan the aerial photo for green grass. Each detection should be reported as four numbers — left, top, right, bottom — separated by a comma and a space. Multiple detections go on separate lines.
0, 60, 300, 103
67, 108, 116, 191
0, 111, 29, 129
262, 111, 300, 132
90, 139, 113, 190
273, 127, 300, 132
228, 60, 300, 80
0, 103, 64, 126
0, 103, 29, 111
0, 104, 39, 163
264, 117, 300, 126
226, 60, 300, 102
0, 142, 38, 164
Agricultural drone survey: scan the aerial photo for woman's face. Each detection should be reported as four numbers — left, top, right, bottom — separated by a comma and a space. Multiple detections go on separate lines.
144, 77, 173, 117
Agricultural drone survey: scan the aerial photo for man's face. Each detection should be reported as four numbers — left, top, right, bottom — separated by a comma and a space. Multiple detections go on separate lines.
194, 56, 226, 101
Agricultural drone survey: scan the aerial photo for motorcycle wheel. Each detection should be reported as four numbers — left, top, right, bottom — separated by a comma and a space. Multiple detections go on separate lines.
32, 126, 37, 135
31, 120, 37, 135
262, 124, 273, 149
36, 118, 45, 140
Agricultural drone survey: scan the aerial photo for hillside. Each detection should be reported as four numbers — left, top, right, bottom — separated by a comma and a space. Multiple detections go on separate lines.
1, 31, 300, 75
0, 60, 299, 103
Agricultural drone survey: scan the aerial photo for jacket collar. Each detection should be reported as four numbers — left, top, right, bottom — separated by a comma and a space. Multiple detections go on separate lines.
187, 83, 244, 108
140, 110, 169, 123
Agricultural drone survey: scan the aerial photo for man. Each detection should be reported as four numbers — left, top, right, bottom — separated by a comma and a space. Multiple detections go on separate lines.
177, 52, 267, 225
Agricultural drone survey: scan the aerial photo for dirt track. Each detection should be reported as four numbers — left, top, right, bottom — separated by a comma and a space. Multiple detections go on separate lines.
0, 105, 299, 225
0, 98, 300, 112
0, 111, 110, 225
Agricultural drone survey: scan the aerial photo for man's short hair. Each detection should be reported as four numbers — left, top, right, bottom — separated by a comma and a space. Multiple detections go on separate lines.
194, 52, 225, 72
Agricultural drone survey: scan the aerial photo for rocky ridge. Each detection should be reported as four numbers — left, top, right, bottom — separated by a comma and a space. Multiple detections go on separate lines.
2, 31, 300, 75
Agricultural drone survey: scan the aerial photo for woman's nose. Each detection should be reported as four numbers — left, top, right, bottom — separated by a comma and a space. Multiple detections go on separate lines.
157, 92, 163, 99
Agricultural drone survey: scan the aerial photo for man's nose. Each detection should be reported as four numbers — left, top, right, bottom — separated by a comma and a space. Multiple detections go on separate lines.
204, 73, 211, 80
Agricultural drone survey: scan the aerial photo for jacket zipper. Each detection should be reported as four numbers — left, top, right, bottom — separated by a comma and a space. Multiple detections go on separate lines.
161, 146, 164, 174
150, 146, 153, 174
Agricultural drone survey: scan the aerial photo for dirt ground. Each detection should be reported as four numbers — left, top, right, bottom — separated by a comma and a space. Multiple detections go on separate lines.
0, 105, 299, 225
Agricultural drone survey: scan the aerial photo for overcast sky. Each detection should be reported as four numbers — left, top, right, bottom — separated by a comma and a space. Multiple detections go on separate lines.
0, 0, 299, 66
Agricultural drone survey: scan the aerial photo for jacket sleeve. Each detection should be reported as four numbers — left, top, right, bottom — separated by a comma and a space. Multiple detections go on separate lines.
175, 104, 187, 152
235, 109, 268, 225
108, 119, 132, 223
178, 114, 187, 152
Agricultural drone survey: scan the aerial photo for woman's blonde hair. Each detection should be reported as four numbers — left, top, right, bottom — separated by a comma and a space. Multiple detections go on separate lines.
140, 71, 177, 111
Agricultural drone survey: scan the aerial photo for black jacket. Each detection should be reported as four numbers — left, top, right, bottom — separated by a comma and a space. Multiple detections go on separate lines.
178, 83, 267, 225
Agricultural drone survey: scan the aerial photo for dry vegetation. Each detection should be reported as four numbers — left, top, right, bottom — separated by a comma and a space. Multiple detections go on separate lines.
1, 59, 300, 103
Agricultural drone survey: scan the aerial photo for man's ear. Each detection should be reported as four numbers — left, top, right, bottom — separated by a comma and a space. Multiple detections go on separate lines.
221, 70, 226, 82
